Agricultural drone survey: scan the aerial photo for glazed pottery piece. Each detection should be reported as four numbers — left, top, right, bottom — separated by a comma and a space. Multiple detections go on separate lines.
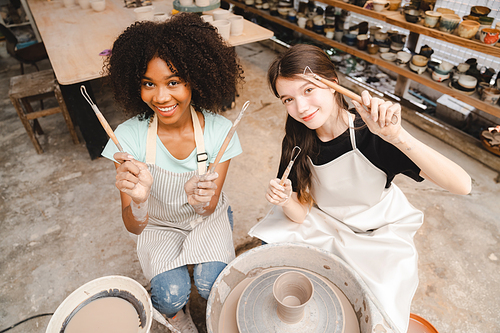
458, 20, 481, 39
470, 6, 491, 17
432, 70, 450, 82
344, 33, 357, 46
380, 52, 397, 62
388, 0, 401, 11
357, 34, 369, 50
478, 16, 494, 26
369, 26, 381, 41
409, 61, 427, 74
367, 43, 379, 54
412, 54, 428, 66
396, 51, 411, 65
423, 11, 441, 28
438, 14, 461, 33
419, 44, 434, 58
404, 9, 421, 23
379, 44, 390, 52
373, 0, 390, 12
479, 28, 500, 45
435, 7, 454, 15
457, 62, 470, 73
437, 61, 453, 73
481, 87, 500, 105
458, 75, 477, 89
374, 30, 388, 43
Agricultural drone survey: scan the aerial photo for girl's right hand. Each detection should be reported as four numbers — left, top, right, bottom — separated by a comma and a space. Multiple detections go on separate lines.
114, 152, 153, 204
266, 178, 292, 206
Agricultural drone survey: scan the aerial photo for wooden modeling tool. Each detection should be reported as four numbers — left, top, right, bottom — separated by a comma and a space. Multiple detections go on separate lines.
279, 146, 301, 186
204, 101, 250, 177
303, 66, 398, 125
80, 85, 124, 152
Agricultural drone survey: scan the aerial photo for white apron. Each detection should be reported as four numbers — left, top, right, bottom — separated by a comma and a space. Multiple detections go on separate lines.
249, 112, 423, 333
137, 107, 235, 282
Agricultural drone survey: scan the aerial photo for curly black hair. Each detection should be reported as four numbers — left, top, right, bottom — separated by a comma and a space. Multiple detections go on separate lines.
104, 13, 245, 120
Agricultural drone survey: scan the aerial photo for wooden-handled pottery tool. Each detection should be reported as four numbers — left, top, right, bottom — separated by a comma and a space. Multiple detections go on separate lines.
279, 146, 301, 186
80, 85, 124, 152
204, 101, 250, 177
303, 66, 398, 125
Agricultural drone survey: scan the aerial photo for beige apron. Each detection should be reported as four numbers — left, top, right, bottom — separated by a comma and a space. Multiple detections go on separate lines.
137, 107, 235, 282
249, 112, 423, 333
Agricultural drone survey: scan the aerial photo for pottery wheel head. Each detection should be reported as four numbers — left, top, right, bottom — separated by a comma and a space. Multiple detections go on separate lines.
236, 268, 345, 333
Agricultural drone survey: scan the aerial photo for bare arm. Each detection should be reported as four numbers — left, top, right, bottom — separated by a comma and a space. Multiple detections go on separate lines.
352, 91, 471, 195
266, 179, 309, 223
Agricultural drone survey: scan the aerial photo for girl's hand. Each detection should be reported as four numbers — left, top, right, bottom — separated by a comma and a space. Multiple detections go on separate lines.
352, 91, 403, 144
184, 172, 218, 214
114, 152, 153, 204
266, 178, 292, 206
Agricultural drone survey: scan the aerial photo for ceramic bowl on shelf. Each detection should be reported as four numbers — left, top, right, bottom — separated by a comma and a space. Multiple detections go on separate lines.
409, 61, 427, 74
458, 75, 477, 89
367, 43, 379, 54
435, 7, 454, 15
404, 9, 422, 23
374, 30, 388, 43
438, 14, 461, 33
412, 54, 429, 67
423, 11, 441, 28
470, 6, 491, 17
458, 20, 481, 39
480, 87, 500, 105
379, 44, 390, 53
436, 61, 453, 74
479, 28, 500, 45
380, 52, 397, 62
396, 51, 411, 65
344, 33, 357, 46
432, 70, 450, 82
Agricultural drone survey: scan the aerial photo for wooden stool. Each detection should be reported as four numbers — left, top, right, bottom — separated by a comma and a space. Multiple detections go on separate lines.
9, 69, 80, 154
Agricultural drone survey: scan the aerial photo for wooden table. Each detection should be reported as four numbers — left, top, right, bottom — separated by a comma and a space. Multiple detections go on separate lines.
26, 0, 273, 158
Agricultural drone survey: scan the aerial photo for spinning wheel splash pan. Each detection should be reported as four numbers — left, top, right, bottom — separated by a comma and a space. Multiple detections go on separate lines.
206, 242, 399, 333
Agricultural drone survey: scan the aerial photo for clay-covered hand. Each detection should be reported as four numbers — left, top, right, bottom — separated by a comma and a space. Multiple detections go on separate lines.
352, 90, 402, 144
266, 178, 292, 206
114, 152, 153, 204
184, 172, 218, 214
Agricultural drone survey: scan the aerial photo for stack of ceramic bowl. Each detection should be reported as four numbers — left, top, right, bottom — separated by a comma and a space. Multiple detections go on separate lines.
450, 74, 477, 95
431, 61, 453, 82
409, 55, 428, 74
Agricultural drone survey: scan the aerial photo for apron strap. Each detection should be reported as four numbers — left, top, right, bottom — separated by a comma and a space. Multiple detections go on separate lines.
347, 111, 357, 150
191, 106, 207, 175
145, 106, 207, 175
146, 114, 157, 164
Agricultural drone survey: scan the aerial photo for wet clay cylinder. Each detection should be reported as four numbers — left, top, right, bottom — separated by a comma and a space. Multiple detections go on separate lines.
273, 271, 314, 324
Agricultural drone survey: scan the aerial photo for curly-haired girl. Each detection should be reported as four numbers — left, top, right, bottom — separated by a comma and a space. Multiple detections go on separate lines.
101, 13, 244, 332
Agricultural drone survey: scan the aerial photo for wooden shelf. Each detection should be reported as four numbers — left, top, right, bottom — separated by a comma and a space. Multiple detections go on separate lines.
226, 0, 500, 119
320, 0, 500, 58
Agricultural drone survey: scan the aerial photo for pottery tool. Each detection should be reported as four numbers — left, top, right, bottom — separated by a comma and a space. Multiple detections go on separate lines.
204, 101, 250, 177
80, 85, 124, 153
279, 146, 301, 186
303, 66, 398, 125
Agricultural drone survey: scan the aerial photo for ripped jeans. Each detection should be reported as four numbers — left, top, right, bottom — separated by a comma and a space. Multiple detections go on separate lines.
150, 261, 227, 318
150, 207, 233, 318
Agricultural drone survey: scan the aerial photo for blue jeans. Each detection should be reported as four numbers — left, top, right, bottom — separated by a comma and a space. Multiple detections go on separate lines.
150, 206, 233, 318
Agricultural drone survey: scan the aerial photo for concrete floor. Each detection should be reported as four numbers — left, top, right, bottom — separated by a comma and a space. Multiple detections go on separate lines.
1, 40, 499, 333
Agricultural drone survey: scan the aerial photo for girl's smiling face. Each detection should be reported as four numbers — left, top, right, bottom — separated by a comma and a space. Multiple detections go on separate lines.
141, 57, 192, 126
276, 76, 338, 130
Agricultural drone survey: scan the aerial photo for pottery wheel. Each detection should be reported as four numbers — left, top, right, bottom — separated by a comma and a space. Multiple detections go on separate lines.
236, 268, 344, 333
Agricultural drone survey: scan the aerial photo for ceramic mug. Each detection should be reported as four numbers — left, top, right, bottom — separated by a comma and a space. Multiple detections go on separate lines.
228, 15, 244, 36
297, 16, 307, 29
423, 11, 441, 28
211, 19, 231, 40
373, 0, 390, 12
195, 0, 210, 6
213, 9, 231, 21
201, 14, 214, 22
356, 34, 369, 50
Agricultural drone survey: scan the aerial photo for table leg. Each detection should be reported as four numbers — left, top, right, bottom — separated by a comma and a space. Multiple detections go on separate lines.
60, 82, 108, 160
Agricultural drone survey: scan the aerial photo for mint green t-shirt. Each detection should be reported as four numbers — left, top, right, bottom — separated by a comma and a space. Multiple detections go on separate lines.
101, 110, 242, 173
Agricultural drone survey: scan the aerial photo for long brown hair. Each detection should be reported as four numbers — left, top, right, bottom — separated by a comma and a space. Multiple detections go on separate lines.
268, 44, 349, 205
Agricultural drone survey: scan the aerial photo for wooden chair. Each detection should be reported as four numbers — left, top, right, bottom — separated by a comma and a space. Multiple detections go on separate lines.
9, 69, 80, 154
0, 23, 49, 74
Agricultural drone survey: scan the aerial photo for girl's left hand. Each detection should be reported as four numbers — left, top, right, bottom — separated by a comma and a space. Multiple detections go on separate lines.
352, 91, 402, 144
184, 172, 218, 214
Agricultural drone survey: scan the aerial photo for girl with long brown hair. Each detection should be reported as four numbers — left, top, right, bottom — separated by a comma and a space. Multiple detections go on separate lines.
249, 44, 471, 333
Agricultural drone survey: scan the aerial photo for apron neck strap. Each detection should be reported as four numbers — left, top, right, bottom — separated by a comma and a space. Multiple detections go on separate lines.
347, 111, 357, 150
145, 106, 207, 175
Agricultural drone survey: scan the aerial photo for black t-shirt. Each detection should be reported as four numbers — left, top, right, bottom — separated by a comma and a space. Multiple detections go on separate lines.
278, 112, 424, 188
